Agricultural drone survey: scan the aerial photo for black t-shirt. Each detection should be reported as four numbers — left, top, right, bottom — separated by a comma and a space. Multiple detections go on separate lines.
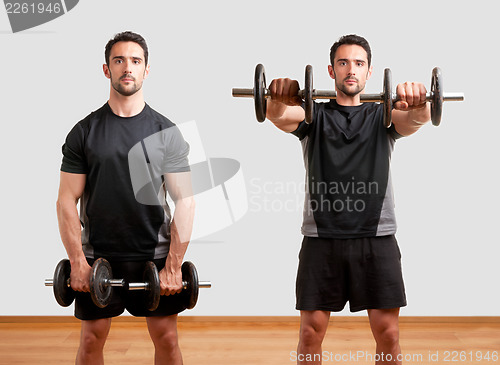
61, 103, 190, 261
292, 100, 402, 238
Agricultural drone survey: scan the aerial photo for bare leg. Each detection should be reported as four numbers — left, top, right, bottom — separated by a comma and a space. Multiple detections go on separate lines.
76, 318, 112, 365
368, 308, 402, 365
147, 315, 183, 365
297, 310, 331, 365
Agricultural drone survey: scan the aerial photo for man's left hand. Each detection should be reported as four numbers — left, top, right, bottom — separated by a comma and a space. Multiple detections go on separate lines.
394, 82, 428, 111
158, 267, 183, 296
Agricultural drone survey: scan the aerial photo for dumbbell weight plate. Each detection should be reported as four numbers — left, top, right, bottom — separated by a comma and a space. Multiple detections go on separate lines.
181, 261, 199, 310
53, 259, 75, 307
144, 261, 161, 311
90, 258, 113, 308
431, 67, 443, 126
304, 65, 314, 125
383, 68, 393, 128
254, 64, 267, 123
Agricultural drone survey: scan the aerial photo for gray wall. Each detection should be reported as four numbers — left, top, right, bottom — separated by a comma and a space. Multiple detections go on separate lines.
1, 0, 498, 317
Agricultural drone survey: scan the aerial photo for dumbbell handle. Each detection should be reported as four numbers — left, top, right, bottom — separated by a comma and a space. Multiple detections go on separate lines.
45, 278, 212, 290
45, 278, 126, 287
232, 88, 464, 103
308, 90, 464, 102
128, 280, 212, 291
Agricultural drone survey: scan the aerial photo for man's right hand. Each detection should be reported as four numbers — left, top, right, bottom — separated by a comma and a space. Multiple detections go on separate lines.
266, 78, 302, 119
265, 78, 306, 132
269, 78, 302, 106
70, 258, 92, 292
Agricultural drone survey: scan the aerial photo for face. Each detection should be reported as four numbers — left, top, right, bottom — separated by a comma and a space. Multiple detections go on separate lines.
328, 44, 372, 97
103, 41, 149, 97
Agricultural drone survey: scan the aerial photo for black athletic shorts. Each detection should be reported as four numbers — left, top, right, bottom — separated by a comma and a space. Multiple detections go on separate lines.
75, 257, 187, 321
296, 235, 407, 312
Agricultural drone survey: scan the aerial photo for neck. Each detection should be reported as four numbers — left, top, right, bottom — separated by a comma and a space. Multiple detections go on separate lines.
108, 89, 145, 117
335, 89, 362, 107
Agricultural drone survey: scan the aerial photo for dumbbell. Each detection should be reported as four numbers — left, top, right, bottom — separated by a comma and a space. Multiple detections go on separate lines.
45, 258, 211, 310
125, 260, 212, 311
232, 64, 464, 127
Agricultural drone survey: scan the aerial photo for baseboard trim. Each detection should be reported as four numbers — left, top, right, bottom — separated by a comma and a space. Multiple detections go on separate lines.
1, 316, 499, 324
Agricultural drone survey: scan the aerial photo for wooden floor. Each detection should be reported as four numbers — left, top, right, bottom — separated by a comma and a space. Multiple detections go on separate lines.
1, 317, 499, 364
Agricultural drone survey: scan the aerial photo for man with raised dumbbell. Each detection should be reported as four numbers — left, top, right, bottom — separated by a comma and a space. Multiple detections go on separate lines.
266, 34, 430, 364
56, 31, 194, 364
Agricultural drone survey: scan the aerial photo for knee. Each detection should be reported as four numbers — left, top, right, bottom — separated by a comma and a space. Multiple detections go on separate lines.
300, 323, 326, 348
79, 330, 107, 353
374, 325, 400, 347
79, 320, 110, 353
152, 328, 179, 351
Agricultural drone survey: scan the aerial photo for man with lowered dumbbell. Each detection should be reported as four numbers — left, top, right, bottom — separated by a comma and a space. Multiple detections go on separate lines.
266, 34, 430, 364
56, 31, 194, 364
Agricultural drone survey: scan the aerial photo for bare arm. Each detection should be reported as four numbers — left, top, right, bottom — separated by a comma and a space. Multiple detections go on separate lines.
160, 171, 195, 295
266, 78, 305, 133
391, 82, 431, 136
56, 172, 91, 292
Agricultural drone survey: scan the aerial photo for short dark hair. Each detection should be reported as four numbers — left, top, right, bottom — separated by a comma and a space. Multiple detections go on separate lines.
330, 34, 372, 68
105, 31, 149, 66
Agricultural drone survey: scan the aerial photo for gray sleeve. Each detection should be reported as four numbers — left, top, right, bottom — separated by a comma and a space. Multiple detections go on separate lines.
162, 125, 190, 173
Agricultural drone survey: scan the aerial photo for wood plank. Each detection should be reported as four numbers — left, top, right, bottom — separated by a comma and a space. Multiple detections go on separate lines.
1, 315, 499, 323
1, 317, 499, 364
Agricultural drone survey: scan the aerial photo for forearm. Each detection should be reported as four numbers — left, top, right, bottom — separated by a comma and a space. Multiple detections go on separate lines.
392, 103, 431, 136
165, 196, 195, 271
409, 102, 431, 123
266, 101, 305, 133
56, 198, 86, 265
